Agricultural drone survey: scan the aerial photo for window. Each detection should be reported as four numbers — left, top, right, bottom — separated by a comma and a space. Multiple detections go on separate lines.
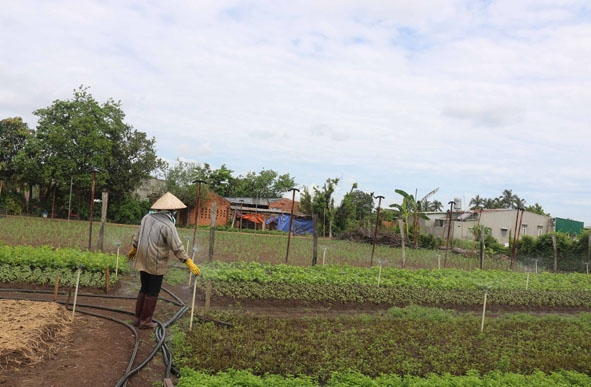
500, 228, 508, 238
537, 226, 543, 236
521, 224, 527, 236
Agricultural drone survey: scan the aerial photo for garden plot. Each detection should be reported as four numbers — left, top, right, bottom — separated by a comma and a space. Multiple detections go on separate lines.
0, 300, 71, 370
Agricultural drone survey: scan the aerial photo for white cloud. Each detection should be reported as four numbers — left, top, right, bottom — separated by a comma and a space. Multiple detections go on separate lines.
2, 0, 591, 224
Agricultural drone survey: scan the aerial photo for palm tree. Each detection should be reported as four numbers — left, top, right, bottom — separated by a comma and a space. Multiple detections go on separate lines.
484, 197, 501, 209
525, 203, 548, 216
469, 195, 485, 210
429, 200, 443, 212
513, 197, 526, 209
499, 189, 518, 209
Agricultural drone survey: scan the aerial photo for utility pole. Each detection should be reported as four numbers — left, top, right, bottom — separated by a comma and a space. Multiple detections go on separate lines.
239, 199, 244, 232
370, 195, 385, 267
191, 179, 206, 253
285, 187, 300, 263
88, 168, 97, 251
444, 200, 455, 268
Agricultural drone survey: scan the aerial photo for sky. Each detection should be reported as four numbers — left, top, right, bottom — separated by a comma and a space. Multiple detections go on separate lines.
2, 1, 591, 225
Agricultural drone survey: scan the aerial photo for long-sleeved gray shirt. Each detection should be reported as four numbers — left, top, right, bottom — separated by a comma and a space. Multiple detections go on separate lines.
132, 212, 189, 275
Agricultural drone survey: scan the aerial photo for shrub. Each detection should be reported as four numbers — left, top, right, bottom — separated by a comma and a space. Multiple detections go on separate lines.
0, 194, 22, 215
109, 197, 151, 224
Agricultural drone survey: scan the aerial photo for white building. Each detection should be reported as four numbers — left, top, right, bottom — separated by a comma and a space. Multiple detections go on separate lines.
420, 209, 553, 246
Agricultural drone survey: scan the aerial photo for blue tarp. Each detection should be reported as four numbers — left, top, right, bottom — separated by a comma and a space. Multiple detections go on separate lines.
266, 214, 313, 235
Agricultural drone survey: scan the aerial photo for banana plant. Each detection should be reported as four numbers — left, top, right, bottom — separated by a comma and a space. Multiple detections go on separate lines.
393, 188, 439, 248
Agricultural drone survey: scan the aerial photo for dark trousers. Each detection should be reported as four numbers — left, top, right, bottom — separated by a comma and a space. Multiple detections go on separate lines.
139, 271, 164, 297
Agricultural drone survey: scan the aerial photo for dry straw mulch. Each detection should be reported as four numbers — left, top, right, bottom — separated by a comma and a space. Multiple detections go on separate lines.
0, 299, 71, 371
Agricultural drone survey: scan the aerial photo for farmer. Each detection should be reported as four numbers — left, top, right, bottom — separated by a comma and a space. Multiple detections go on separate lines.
127, 192, 201, 329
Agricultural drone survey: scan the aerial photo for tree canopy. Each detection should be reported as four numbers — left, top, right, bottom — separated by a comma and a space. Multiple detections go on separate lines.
468, 189, 543, 214
162, 160, 297, 208
300, 178, 340, 237
0, 117, 32, 182
333, 183, 375, 233
4, 86, 164, 219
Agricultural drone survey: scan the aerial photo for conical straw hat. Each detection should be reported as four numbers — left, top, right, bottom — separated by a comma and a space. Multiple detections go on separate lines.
151, 192, 187, 210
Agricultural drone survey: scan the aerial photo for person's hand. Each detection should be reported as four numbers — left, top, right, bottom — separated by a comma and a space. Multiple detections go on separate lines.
127, 247, 137, 260
185, 258, 201, 276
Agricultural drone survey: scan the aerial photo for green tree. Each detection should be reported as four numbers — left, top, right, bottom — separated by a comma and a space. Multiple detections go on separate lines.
526, 202, 548, 216
497, 189, 525, 209
207, 164, 235, 197
20, 86, 163, 218
424, 199, 443, 212
300, 178, 339, 238
333, 183, 374, 233
392, 187, 439, 248
389, 198, 411, 236
483, 197, 501, 209
0, 117, 34, 210
163, 159, 206, 207
469, 195, 485, 210
0, 117, 32, 182
230, 169, 296, 198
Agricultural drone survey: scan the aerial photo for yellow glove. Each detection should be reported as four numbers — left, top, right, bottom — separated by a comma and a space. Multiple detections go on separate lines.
185, 258, 201, 276
127, 247, 137, 260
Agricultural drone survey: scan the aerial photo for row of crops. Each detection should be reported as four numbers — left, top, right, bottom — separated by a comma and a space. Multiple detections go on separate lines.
186, 261, 591, 308
0, 244, 130, 287
4, 243, 591, 304
4, 244, 591, 385
177, 369, 591, 387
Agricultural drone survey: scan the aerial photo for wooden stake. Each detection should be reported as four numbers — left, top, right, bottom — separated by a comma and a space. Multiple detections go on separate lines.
188, 250, 196, 286
189, 275, 198, 331
72, 267, 82, 321
398, 219, 406, 268
53, 275, 60, 302
552, 234, 558, 273
105, 267, 110, 293
205, 279, 212, 314
66, 287, 72, 309
480, 288, 488, 333
115, 245, 120, 278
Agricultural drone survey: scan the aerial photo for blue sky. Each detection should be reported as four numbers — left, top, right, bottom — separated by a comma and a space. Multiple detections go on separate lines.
2, 1, 591, 225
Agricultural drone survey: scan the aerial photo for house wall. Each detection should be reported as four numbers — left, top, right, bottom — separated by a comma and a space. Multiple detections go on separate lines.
420, 209, 552, 245
479, 210, 552, 245
134, 178, 166, 200
189, 192, 232, 227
